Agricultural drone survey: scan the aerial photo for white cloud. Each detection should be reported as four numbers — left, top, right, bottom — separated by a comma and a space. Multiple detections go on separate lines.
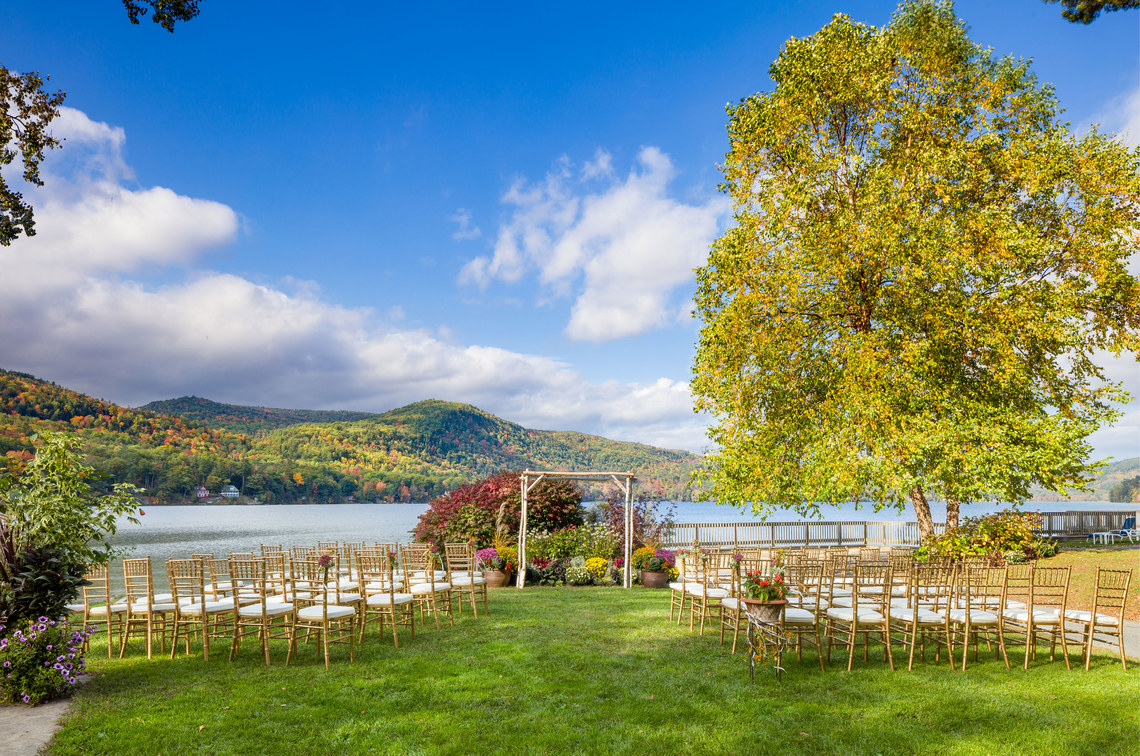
0, 108, 712, 453
1086, 85, 1140, 148
448, 208, 482, 240
460, 147, 730, 342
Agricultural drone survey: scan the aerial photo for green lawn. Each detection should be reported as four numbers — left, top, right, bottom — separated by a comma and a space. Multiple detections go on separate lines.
51, 588, 1138, 755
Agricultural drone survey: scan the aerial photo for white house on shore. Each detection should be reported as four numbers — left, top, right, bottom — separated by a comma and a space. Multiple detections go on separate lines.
221, 484, 240, 498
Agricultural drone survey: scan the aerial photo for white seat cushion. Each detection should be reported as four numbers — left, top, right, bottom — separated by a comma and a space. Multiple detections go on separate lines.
410, 582, 451, 594
180, 599, 235, 615
238, 602, 294, 617
451, 576, 486, 586
363, 580, 404, 591
830, 596, 853, 608
783, 607, 817, 625
686, 587, 729, 599
298, 604, 356, 621
826, 607, 885, 623
1061, 609, 1119, 626
366, 593, 415, 607
1002, 609, 1062, 624
65, 603, 86, 613
269, 591, 312, 603
721, 597, 742, 610
131, 601, 177, 612
888, 607, 944, 624
88, 603, 129, 616
411, 570, 448, 580
335, 592, 364, 604
949, 608, 999, 625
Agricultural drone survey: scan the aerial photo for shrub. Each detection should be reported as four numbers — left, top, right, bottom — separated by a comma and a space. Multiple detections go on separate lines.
1003, 550, 1027, 564
575, 523, 621, 560
917, 508, 1044, 561
413, 471, 583, 548
565, 564, 592, 586
632, 547, 676, 572
527, 527, 581, 560
0, 544, 86, 627
1028, 538, 1059, 559
0, 617, 92, 705
531, 557, 569, 586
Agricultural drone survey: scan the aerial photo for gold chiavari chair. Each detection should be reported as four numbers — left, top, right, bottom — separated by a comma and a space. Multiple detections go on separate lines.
446, 542, 488, 616
783, 561, 827, 670
290, 557, 356, 668
402, 545, 453, 631
669, 553, 697, 624
1064, 567, 1131, 670
686, 552, 729, 636
825, 563, 895, 671
719, 556, 746, 654
949, 566, 1009, 671
119, 557, 174, 659
1004, 565, 1071, 669
359, 551, 416, 647
228, 555, 295, 665
77, 563, 127, 657
167, 558, 234, 662
889, 563, 955, 671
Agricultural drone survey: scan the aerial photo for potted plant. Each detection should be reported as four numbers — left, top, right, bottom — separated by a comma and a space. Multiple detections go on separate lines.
476, 546, 516, 588
632, 547, 676, 588
740, 556, 790, 624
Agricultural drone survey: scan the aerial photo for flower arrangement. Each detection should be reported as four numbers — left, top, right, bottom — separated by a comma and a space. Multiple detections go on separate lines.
632, 547, 676, 573
742, 558, 790, 602
475, 547, 516, 573
0, 618, 93, 705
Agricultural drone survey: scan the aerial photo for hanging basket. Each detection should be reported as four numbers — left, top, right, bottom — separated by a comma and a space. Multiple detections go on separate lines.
741, 598, 787, 624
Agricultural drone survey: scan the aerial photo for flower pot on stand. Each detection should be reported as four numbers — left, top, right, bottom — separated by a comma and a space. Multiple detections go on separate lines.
483, 569, 513, 588
741, 598, 787, 624
640, 570, 669, 589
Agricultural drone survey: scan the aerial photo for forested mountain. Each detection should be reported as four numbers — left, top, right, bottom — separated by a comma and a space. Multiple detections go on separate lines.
0, 369, 700, 503
139, 396, 378, 434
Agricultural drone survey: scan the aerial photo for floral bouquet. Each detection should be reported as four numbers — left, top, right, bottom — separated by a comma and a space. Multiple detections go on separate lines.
742, 558, 789, 602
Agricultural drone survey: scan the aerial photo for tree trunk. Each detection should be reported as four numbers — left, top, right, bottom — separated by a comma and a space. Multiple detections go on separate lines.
910, 485, 936, 542
945, 494, 960, 531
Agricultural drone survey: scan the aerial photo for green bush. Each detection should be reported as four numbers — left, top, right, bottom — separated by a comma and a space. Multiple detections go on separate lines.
575, 524, 621, 560
0, 544, 86, 627
917, 508, 1044, 561
527, 527, 580, 560
565, 565, 591, 586
1003, 550, 1027, 564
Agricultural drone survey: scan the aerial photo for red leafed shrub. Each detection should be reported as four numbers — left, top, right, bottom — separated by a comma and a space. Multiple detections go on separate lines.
413, 470, 583, 548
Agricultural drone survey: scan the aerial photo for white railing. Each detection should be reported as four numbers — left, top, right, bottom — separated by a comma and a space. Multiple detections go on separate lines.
662, 510, 1137, 549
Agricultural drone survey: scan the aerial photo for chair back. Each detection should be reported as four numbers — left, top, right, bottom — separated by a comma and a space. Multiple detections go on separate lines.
122, 557, 156, 607
81, 563, 113, 611
260, 544, 283, 556
851, 563, 893, 614
445, 543, 475, 578
1092, 567, 1131, 619
1121, 517, 1136, 532
167, 558, 206, 610
1029, 566, 1070, 615
228, 556, 270, 616
958, 566, 1004, 612
292, 558, 341, 619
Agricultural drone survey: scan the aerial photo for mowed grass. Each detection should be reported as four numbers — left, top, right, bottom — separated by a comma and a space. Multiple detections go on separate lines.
50, 587, 1138, 756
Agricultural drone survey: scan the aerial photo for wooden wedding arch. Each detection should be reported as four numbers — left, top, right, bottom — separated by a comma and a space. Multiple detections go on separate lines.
517, 470, 637, 589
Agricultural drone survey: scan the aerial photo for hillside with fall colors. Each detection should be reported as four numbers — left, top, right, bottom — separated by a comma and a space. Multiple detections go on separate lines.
0, 369, 700, 503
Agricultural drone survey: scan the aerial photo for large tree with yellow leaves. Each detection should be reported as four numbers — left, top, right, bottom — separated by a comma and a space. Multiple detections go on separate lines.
692, 1, 1139, 538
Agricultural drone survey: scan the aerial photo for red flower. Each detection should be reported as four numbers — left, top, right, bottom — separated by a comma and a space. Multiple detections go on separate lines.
138, 509, 145, 516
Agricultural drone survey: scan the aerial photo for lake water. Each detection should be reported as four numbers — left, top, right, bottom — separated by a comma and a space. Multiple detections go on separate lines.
106, 498, 1133, 592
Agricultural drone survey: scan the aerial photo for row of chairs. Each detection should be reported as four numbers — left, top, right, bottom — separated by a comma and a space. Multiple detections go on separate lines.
71, 542, 490, 668
671, 551, 1132, 673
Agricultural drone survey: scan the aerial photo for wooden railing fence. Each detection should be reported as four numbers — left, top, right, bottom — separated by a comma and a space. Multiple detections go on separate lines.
663, 510, 1136, 549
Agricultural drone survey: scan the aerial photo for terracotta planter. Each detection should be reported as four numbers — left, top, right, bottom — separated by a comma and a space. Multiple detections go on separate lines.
741, 598, 787, 624
640, 570, 669, 589
483, 569, 513, 588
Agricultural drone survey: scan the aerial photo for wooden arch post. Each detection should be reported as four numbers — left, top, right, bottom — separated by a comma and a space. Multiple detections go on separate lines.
517, 470, 637, 589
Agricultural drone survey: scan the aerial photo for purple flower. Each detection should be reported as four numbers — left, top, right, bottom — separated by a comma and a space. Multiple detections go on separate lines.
317, 553, 334, 568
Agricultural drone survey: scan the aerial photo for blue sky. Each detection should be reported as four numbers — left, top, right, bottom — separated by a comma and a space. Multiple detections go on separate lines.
0, 1, 1136, 459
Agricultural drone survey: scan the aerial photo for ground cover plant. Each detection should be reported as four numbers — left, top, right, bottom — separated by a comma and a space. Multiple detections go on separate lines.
46, 588, 1136, 755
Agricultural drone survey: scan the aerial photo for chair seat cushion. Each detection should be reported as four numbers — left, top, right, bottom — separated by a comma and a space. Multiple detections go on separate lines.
830, 596, 853, 608
65, 603, 86, 613
410, 582, 451, 594
269, 592, 312, 603
888, 607, 944, 624
238, 602, 294, 617
88, 603, 129, 616
784, 607, 817, 625
826, 607, 885, 623
1002, 609, 1062, 624
363, 580, 404, 591
131, 601, 177, 613
949, 608, 999, 624
451, 576, 487, 586
411, 570, 448, 580
1061, 609, 1119, 626
366, 593, 415, 607
298, 604, 356, 621
721, 597, 742, 610
180, 599, 235, 614
686, 587, 729, 599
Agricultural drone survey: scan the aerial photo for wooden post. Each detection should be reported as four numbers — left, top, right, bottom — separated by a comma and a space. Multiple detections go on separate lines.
517, 473, 528, 589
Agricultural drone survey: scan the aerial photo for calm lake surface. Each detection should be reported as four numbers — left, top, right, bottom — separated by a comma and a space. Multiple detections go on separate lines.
106, 498, 1131, 591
